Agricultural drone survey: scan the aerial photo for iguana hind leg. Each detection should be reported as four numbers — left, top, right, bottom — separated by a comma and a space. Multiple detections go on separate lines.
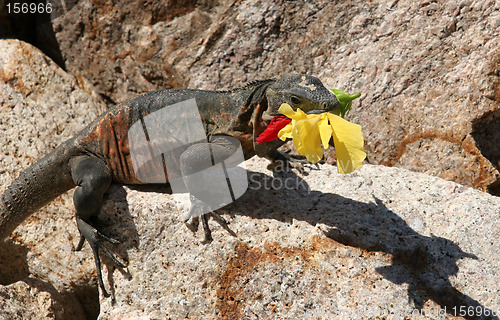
179, 136, 240, 242
70, 155, 126, 297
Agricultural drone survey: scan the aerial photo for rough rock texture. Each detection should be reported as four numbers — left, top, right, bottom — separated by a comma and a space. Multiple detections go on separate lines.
1, 1, 499, 318
0, 278, 85, 320
0, 39, 106, 319
96, 158, 499, 319
52, 0, 500, 194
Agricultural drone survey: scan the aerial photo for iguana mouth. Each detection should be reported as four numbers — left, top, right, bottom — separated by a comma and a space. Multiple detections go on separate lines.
261, 104, 334, 122
306, 109, 325, 114
254, 99, 291, 144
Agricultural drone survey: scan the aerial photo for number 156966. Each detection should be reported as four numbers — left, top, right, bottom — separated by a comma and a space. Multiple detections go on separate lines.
6, 2, 53, 14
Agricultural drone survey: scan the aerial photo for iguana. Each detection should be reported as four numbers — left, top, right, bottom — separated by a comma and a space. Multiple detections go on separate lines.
0, 73, 339, 296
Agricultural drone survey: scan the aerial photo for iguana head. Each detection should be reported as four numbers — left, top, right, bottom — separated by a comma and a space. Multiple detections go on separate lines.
261, 74, 339, 123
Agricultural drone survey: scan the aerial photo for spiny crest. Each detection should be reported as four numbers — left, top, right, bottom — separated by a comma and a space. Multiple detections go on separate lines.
239, 78, 276, 90
214, 78, 275, 93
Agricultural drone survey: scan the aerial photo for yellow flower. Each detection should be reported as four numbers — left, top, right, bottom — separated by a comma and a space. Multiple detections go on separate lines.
277, 103, 366, 174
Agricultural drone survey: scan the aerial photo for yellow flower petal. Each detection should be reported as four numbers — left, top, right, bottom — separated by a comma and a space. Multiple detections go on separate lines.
278, 122, 293, 140
277, 104, 366, 171
278, 103, 295, 117
318, 114, 332, 149
293, 116, 323, 163
278, 103, 308, 120
327, 113, 366, 174
279, 103, 325, 163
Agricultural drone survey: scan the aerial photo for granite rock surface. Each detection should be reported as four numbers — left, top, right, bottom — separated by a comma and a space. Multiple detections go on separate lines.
0, 278, 85, 320
96, 158, 499, 319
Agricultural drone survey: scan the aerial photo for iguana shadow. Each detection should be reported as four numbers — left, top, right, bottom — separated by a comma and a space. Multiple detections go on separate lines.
221, 169, 498, 320
95, 184, 142, 299
0, 241, 30, 284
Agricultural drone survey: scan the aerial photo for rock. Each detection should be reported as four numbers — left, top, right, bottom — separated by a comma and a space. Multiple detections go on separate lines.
97, 157, 499, 319
52, 0, 201, 103
0, 39, 106, 319
51, 0, 500, 194
322, 0, 500, 195
0, 278, 84, 320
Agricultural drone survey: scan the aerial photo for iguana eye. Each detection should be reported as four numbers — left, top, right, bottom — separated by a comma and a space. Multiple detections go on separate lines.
290, 95, 301, 105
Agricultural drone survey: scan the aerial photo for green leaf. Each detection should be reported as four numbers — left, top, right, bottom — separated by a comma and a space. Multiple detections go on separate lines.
330, 89, 361, 118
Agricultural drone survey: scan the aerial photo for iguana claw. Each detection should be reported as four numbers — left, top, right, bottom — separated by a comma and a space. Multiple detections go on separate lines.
269, 151, 316, 174
76, 218, 127, 297
184, 195, 230, 243
200, 212, 230, 243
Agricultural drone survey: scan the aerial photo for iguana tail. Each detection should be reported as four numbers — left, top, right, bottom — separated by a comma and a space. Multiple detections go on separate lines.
0, 143, 76, 240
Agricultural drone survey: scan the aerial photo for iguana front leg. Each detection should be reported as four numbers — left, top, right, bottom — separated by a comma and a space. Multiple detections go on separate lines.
70, 155, 126, 297
179, 136, 240, 242
260, 144, 312, 173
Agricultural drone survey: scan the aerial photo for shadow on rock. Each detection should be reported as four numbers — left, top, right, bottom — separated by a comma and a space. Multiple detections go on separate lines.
225, 169, 497, 320
0, 240, 30, 285
0, 241, 96, 319
471, 108, 500, 196
96, 184, 143, 299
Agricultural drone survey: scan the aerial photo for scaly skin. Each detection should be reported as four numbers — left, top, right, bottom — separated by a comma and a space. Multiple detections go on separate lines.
0, 73, 339, 296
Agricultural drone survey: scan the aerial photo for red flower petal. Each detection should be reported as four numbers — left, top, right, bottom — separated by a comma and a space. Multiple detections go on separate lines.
256, 115, 292, 144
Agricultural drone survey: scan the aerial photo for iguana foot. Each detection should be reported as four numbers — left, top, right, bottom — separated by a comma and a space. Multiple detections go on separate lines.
183, 195, 212, 222
209, 211, 228, 226
269, 151, 318, 174
185, 211, 231, 243
183, 194, 232, 243
201, 211, 230, 243
76, 218, 127, 297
